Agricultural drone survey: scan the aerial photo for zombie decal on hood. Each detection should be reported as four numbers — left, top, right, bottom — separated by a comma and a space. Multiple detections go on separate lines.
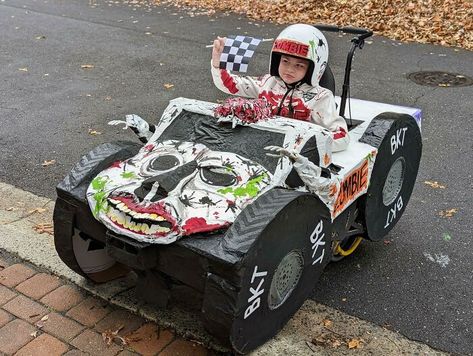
87, 140, 272, 244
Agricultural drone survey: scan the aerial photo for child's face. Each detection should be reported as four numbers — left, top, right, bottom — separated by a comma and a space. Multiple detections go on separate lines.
278, 55, 309, 85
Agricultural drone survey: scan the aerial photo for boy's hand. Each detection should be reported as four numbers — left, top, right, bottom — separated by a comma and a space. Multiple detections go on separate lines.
212, 36, 226, 69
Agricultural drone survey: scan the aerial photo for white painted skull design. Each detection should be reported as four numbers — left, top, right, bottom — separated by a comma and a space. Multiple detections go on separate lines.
87, 140, 272, 244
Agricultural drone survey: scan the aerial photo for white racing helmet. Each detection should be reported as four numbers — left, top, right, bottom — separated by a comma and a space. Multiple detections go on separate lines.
270, 24, 329, 86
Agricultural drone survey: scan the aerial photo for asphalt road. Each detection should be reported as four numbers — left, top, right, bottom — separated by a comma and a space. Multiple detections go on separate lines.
1, 0, 472, 354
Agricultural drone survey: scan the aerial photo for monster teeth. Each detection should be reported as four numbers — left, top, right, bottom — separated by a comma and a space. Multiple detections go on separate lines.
117, 213, 125, 225
156, 226, 170, 233
108, 205, 168, 223
148, 213, 165, 221
107, 206, 171, 235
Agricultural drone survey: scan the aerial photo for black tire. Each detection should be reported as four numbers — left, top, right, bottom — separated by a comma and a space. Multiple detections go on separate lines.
54, 141, 142, 281
359, 112, 422, 241
202, 189, 332, 354
57, 140, 142, 200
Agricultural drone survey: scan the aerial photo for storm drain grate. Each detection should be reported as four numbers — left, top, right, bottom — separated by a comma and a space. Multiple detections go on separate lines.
407, 71, 473, 87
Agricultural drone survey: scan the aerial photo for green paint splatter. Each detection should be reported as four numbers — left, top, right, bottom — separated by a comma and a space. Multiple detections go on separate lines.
91, 176, 108, 190
366, 152, 375, 163
308, 40, 317, 60
90, 176, 110, 217
218, 173, 268, 198
443, 233, 452, 241
121, 171, 137, 179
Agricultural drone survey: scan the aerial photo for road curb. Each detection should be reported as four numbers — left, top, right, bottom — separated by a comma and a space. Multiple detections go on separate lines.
0, 181, 447, 355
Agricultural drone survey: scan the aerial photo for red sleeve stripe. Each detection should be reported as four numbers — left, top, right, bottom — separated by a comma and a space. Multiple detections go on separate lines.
333, 127, 347, 140
220, 69, 239, 94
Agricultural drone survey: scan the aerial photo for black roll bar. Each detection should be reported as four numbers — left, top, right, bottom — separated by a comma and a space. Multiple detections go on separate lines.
315, 24, 373, 120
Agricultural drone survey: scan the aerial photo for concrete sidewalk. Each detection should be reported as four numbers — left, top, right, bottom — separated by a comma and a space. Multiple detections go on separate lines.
0, 182, 448, 355
0, 252, 213, 356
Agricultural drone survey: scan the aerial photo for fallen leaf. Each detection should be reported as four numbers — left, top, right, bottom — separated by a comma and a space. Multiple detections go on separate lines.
81, 64, 94, 69
322, 319, 333, 327
163, 83, 174, 89
332, 339, 342, 348
102, 325, 127, 346
88, 129, 102, 135
18, 68, 28, 72
35, 315, 49, 329
42, 160, 56, 167
439, 208, 458, 218
33, 223, 54, 235
28, 207, 47, 214
347, 338, 363, 349
311, 334, 342, 349
424, 181, 446, 189
311, 336, 331, 347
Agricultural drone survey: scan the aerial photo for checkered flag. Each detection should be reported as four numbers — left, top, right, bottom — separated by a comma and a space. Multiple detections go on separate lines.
219, 35, 262, 73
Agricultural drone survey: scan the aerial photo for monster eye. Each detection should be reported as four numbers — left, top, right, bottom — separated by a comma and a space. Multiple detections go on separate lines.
141, 153, 182, 176
199, 167, 237, 186
150, 155, 180, 171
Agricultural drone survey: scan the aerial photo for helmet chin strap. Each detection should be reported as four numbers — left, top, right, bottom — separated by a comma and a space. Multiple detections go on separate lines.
277, 80, 301, 117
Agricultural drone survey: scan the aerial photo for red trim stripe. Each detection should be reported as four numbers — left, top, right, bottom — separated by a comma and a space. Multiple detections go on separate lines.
333, 127, 347, 140
220, 70, 239, 94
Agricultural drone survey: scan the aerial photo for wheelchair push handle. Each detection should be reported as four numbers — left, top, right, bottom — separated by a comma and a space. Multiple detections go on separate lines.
313, 24, 373, 120
314, 24, 373, 41
314, 24, 373, 36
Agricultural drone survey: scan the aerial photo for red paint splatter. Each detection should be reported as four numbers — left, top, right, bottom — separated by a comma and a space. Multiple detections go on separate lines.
258, 91, 310, 120
333, 127, 347, 140
182, 217, 225, 234
144, 144, 155, 152
109, 160, 122, 169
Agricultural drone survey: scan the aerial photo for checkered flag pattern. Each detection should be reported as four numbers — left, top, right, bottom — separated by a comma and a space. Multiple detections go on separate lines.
219, 35, 262, 73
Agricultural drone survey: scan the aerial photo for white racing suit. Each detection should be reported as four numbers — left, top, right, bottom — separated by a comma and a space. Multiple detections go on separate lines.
211, 64, 349, 152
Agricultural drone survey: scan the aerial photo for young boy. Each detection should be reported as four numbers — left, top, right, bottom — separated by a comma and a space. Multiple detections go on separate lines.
211, 24, 349, 152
